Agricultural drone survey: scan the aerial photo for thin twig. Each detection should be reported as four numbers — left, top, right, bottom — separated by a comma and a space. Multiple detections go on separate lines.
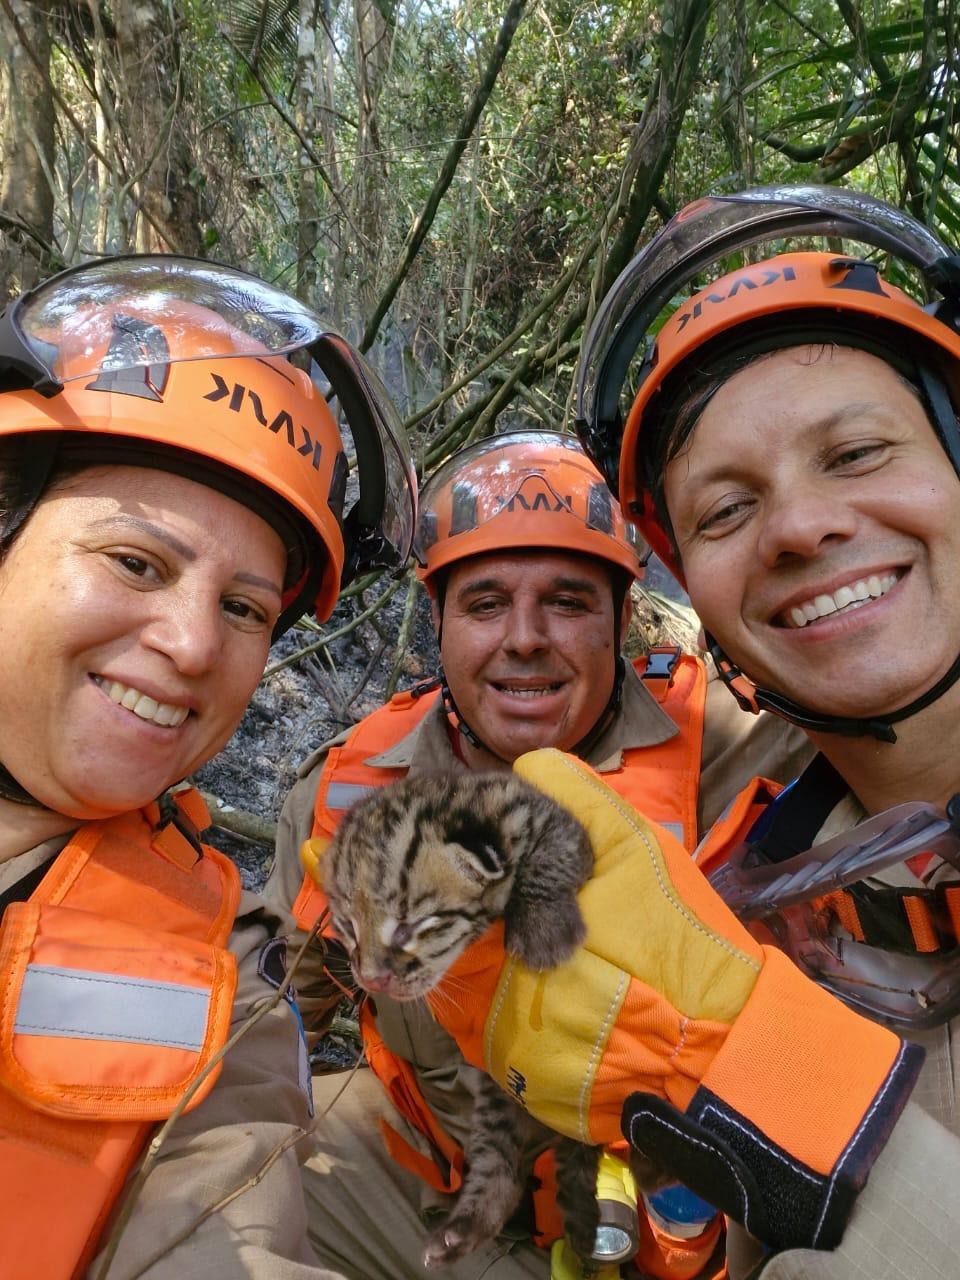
125, 1043, 366, 1279
384, 573, 420, 700
344, 635, 389, 712
200, 792, 277, 847
262, 580, 400, 678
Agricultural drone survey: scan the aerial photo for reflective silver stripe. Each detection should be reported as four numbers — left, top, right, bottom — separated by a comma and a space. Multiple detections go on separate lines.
659, 821, 685, 843
14, 964, 209, 1051
326, 782, 378, 811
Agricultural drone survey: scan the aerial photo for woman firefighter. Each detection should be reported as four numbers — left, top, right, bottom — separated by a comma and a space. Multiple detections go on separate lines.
0, 254, 415, 1279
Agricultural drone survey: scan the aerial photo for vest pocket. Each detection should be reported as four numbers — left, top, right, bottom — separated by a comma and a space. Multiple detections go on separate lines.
0, 899, 236, 1120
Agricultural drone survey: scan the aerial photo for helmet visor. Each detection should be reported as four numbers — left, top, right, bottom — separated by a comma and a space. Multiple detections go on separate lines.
575, 184, 953, 471
710, 795, 960, 1030
312, 333, 417, 578
15, 255, 328, 380
4, 254, 417, 578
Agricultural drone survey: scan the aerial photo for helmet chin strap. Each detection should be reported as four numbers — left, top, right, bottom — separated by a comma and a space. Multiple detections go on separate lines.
708, 637, 960, 745
0, 761, 46, 808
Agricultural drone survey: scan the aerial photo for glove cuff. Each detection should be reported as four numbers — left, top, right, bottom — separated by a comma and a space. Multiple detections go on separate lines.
623, 948, 924, 1250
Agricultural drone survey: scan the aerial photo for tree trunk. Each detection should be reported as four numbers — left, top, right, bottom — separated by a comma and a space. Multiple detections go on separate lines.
319, 0, 344, 324
113, 0, 201, 255
0, 0, 55, 292
296, 0, 320, 304
353, 0, 390, 319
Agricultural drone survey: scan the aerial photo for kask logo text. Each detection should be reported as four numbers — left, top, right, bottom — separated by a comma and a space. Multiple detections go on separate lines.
205, 374, 324, 470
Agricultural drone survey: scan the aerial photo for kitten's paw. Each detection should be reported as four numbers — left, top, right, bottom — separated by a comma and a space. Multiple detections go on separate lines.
422, 1215, 491, 1269
506, 897, 586, 970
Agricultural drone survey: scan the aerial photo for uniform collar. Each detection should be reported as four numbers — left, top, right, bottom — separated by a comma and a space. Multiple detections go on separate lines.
365, 661, 678, 776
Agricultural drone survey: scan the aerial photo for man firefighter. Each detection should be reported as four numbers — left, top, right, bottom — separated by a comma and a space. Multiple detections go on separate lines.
408, 187, 960, 1280
266, 429, 810, 1279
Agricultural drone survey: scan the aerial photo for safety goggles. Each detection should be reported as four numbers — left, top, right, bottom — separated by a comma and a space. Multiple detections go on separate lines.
710, 795, 960, 1031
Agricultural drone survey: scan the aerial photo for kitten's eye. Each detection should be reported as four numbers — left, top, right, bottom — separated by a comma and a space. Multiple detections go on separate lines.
392, 922, 414, 950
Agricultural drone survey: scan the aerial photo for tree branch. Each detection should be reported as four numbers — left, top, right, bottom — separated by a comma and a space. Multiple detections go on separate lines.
360, 0, 529, 351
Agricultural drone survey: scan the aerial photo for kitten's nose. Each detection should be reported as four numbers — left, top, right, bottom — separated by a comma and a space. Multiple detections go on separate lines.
359, 969, 396, 994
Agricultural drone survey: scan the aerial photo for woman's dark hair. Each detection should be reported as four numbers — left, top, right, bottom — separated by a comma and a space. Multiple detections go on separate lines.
0, 437, 22, 542
0, 435, 91, 561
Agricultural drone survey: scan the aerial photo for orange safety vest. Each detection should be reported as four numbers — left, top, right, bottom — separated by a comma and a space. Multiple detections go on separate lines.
294, 655, 718, 1268
0, 789, 239, 1280
694, 775, 784, 876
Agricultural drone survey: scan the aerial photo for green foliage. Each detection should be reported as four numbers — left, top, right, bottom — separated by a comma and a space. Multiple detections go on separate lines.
1, 0, 957, 436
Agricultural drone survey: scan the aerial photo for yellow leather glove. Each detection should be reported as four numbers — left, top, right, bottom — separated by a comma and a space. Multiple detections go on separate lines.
428, 749, 921, 1253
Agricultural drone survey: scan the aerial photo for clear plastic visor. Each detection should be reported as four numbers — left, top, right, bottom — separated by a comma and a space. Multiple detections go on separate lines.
17, 255, 329, 379
710, 795, 960, 1030
7, 254, 416, 571
575, 184, 953, 447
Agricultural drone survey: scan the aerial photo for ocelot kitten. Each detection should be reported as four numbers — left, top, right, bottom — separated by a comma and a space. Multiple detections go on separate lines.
321, 770, 603, 1271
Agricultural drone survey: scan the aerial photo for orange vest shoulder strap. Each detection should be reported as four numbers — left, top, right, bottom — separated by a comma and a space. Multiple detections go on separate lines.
0, 796, 239, 1279
312, 686, 441, 839
600, 652, 707, 851
694, 775, 783, 875
359, 1004, 464, 1195
292, 687, 442, 930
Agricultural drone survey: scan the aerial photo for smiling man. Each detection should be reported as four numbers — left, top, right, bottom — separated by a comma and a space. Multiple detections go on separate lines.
265, 430, 809, 1280
566, 185, 960, 1278
436, 550, 624, 767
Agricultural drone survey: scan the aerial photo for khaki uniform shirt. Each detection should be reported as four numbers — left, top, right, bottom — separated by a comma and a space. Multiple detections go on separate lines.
0, 833, 346, 1280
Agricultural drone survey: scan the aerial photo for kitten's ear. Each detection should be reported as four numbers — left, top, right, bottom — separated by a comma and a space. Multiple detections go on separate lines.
446, 819, 509, 884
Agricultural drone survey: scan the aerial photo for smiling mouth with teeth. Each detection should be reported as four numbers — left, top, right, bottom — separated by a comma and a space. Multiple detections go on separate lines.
783, 572, 900, 629
491, 682, 564, 698
92, 676, 189, 727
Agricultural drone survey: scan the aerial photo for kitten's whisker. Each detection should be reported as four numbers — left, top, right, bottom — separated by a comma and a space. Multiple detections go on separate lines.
435, 974, 473, 1002
427, 986, 466, 1018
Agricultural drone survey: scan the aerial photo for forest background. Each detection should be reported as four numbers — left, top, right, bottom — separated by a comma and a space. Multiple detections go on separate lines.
0, 0, 955, 869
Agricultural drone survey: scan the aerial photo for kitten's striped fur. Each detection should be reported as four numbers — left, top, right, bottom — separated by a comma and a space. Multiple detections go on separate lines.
322, 771, 602, 1269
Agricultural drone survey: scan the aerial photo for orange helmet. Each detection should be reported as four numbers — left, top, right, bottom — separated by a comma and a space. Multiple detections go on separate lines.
575, 185, 960, 582
0, 255, 417, 632
414, 430, 645, 594
575, 185, 960, 743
